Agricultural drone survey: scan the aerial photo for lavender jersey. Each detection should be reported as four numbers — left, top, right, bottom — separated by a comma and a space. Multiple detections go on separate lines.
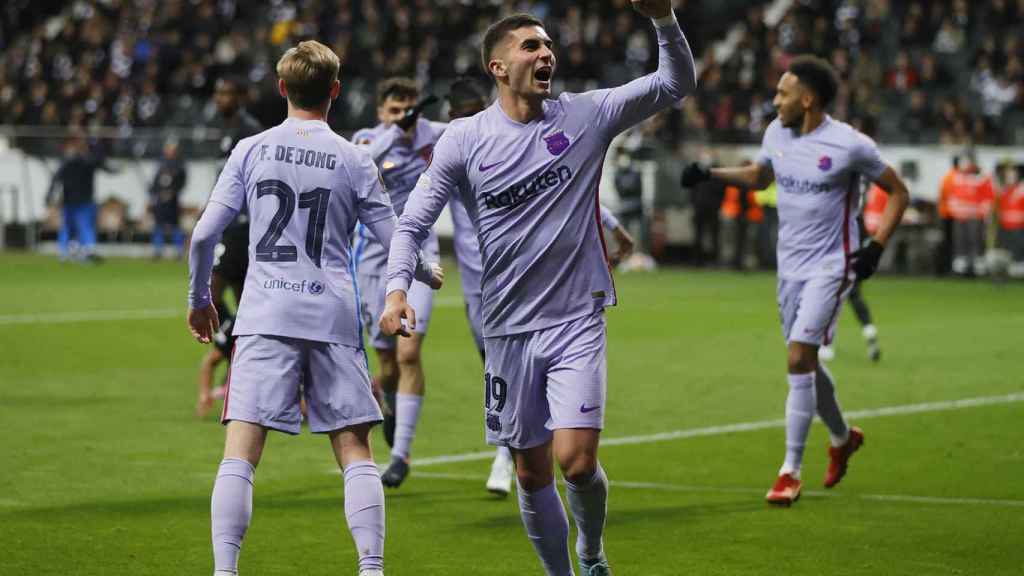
756, 116, 887, 280
387, 18, 694, 337
449, 187, 484, 300
208, 118, 395, 346
352, 118, 446, 271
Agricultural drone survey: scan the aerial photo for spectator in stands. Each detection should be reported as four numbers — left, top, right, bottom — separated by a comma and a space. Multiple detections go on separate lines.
46, 135, 116, 262
149, 140, 187, 260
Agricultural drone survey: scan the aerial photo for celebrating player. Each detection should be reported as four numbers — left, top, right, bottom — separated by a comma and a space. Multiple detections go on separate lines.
381, 2, 695, 573
187, 40, 441, 576
681, 55, 909, 506
351, 77, 446, 488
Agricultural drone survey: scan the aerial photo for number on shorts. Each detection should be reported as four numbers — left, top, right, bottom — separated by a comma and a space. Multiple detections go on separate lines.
484, 373, 507, 412
254, 179, 331, 267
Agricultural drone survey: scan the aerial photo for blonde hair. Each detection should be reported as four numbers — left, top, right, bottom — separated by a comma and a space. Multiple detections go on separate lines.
276, 40, 340, 110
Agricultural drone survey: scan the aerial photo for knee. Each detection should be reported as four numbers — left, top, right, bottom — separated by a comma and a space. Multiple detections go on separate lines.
377, 353, 398, 384
516, 466, 554, 492
559, 452, 598, 486
787, 346, 817, 374
396, 342, 421, 367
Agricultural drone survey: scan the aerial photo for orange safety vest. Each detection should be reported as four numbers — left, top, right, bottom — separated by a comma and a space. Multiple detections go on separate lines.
999, 183, 1024, 230
863, 184, 888, 235
721, 186, 764, 222
938, 168, 956, 219
948, 172, 994, 221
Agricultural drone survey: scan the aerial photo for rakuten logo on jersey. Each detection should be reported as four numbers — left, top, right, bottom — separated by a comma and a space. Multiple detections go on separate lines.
482, 165, 573, 210
263, 278, 325, 295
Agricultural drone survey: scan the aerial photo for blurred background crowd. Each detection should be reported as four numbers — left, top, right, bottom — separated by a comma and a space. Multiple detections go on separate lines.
0, 0, 1021, 276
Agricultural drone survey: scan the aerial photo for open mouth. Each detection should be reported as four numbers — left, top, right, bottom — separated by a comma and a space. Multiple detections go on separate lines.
534, 67, 553, 83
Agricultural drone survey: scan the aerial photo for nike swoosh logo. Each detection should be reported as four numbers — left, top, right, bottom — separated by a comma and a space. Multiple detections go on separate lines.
580, 404, 600, 414
479, 161, 504, 172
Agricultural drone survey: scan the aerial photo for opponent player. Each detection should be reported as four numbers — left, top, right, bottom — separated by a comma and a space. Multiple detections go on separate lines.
445, 79, 635, 497
681, 55, 909, 506
382, 3, 694, 573
352, 77, 446, 488
186, 40, 441, 576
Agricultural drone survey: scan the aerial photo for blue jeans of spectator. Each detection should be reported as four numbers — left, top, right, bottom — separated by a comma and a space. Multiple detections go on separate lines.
59, 202, 97, 258
153, 219, 184, 256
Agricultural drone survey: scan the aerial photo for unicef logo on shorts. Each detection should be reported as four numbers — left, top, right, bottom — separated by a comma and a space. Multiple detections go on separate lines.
308, 281, 325, 295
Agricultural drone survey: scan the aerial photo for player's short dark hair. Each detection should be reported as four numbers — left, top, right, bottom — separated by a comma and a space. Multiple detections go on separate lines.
376, 77, 419, 106
447, 77, 488, 110
481, 13, 545, 76
788, 55, 839, 109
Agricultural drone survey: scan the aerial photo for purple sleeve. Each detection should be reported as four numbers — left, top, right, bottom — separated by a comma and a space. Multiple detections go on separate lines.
188, 201, 239, 308
599, 205, 620, 231
385, 130, 462, 295
354, 153, 397, 225
209, 143, 248, 211
588, 16, 696, 138
755, 120, 778, 170
851, 132, 887, 181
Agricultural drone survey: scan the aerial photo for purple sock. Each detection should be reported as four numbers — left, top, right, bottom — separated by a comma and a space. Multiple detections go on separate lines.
517, 479, 572, 576
343, 460, 385, 572
391, 393, 423, 461
566, 462, 608, 562
211, 458, 255, 574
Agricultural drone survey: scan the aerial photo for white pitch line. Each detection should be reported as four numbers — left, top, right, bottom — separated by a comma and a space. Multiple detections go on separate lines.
0, 308, 180, 325
410, 392, 1024, 467
412, 471, 1024, 509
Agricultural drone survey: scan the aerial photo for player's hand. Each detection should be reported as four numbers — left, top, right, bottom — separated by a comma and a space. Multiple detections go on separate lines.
187, 304, 220, 344
630, 0, 672, 19
680, 162, 711, 187
609, 226, 636, 267
380, 290, 416, 338
396, 95, 439, 132
851, 239, 885, 280
426, 262, 444, 290
414, 255, 445, 289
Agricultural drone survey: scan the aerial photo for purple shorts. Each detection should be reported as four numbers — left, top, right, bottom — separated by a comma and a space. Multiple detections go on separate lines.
483, 311, 607, 450
223, 335, 383, 434
358, 232, 439, 351
777, 275, 853, 346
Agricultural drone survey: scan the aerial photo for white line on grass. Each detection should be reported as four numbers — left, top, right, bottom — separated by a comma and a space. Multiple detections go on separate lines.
410, 392, 1024, 467
0, 308, 180, 325
411, 471, 1024, 509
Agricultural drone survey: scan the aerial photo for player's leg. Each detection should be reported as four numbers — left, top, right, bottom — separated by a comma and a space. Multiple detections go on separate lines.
197, 347, 225, 418
513, 442, 573, 576
383, 276, 435, 487
58, 205, 73, 260
307, 340, 386, 575
211, 335, 305, 575
375, 348, 398, 446
847, 281, 881, 361
546, 312, 610, 574
815, 362, 864, 488
487, 331, 572, 575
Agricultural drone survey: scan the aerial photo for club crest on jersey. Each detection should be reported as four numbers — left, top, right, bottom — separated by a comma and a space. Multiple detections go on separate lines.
818, 155, 833, 171
544, 131, 570, 156
308, 281, 325, 295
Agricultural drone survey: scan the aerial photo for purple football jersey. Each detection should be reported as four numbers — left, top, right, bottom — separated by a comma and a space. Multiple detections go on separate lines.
755, 116, 887, 280
202, 118, 395, 346
386, 18, 695, 337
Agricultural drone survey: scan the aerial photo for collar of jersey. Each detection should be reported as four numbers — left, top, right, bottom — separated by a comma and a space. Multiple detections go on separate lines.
282, 117, 329, 130
491, 99, 552, 128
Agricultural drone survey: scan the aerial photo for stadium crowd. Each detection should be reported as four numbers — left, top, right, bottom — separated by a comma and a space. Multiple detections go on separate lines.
1, 0, 1022, 150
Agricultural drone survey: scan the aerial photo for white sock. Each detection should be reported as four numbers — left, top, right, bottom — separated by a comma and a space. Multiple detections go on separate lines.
391, 393, 423, 461
781, 372, 816, 478
495, 446, 512, 462
862, 324, 878, 340
565, 463, 609, 562
211, 458, 254, 574
815, 364, 850, 447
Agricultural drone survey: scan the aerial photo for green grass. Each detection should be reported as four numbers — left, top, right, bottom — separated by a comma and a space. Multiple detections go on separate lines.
1, 253, 1022, 575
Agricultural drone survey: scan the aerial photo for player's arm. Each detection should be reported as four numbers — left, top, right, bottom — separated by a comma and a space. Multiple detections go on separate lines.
850, 133, 909, 280
681, 161, 774, 191
187, 143, 248, 343
381, 130, 463, 337
599, 205, 635, 266
187, 201, 237, 342
594, 1, 697, 137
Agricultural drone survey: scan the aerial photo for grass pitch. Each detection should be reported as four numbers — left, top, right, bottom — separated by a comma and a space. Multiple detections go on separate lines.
1, 253, 1021, 575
